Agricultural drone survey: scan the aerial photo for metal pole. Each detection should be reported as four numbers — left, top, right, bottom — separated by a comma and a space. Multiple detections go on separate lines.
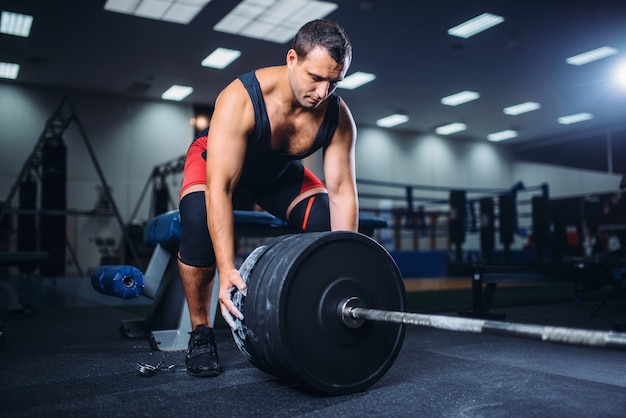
130, 169, 155, 220
348, 306, 626, 350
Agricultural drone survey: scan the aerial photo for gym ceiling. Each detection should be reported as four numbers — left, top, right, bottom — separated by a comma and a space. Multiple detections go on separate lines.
1, 0, 625, 172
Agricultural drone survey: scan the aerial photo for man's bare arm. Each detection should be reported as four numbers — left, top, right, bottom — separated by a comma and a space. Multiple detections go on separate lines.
323, 99, 358, 232
205, 80, 254, 327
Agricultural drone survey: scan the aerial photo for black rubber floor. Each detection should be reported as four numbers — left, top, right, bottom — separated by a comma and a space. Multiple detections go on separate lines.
1, 276, 625, 417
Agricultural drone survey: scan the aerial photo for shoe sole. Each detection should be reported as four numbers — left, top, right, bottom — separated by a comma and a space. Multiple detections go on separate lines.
186, 368, 223, 378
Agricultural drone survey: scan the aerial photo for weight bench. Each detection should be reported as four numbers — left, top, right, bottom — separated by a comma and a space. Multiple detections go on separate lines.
91, 210, 387, 351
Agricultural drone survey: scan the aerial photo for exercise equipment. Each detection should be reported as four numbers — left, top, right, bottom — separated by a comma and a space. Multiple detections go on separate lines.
91, 265, 145, 299
532, 194, 551, 261
479, 197, 495, 261
17, 174, 37, 274
231, 231, 405, 395
40, 135, 67, 276
498, 193, 515, 259
92, 209, 388, 352
93, 210, 194, 350
129, 155, 185, 221
0, 252, 48, 314
449, 190, 466, 262
231, 231, 626, 395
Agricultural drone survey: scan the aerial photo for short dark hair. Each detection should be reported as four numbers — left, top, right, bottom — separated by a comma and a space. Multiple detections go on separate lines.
292, 20, 352, 65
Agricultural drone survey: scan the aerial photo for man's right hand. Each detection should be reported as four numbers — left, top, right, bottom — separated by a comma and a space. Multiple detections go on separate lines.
218, 267, 248, 330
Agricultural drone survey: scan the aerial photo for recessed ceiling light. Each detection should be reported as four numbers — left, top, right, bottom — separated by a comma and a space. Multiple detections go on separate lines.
503, 102, 541, 115
557, 113, 593, 125
338, 72, 376, 90
435, 122, 467, 135
566, 46, 618, 66
441, 91, 480, 106
448, 13, 504, 39
0, 11, 33, 37
104, 0, 212, 24
376, 114, 409, 128
162, 85, 193, 101
487, 130, 518, 142
213, 0, 338, 44
0, 62, 19, 79
201, 47, 242, 69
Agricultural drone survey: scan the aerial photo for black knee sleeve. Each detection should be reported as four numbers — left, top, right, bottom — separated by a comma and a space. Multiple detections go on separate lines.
178, 191, 216, 267
288, 193, 330, 232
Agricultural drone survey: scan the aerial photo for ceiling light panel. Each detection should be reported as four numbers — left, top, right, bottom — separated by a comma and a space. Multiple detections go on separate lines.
566, 46, 618, 66
487, 130, 518, 142
214, 0, 338, 44
441, 91, 480, 106
162, 2, 205, 23
201, 47, 242, 69
135, 0, 171, 19
448, 13, 504, 39
436, 122, 467, 135
338, 72, 376, 90
0, 11, 33, 37
557, 113, 593, 125
0, 62, 20, 79
503, 101, 541, 115
104, 0, 212, 24
162, 85, 194, 101
376, 114, 409, 128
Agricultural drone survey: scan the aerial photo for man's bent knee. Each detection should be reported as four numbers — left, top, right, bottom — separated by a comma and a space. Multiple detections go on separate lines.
288, 193, 330, 232
178, 191, 216, 267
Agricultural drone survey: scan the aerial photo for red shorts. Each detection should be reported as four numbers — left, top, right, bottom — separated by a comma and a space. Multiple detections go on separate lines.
179, 135, 208, 198
179, 135, 325, 215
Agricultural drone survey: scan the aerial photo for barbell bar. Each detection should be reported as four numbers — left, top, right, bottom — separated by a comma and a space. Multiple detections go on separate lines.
339, 296, 626, 349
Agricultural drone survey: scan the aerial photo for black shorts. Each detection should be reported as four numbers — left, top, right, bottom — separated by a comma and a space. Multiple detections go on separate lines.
178, 161, 328, 267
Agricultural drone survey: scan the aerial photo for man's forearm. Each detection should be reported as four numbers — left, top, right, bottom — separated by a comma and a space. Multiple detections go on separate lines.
206, 191, 236, 272
330, 189, 358, 232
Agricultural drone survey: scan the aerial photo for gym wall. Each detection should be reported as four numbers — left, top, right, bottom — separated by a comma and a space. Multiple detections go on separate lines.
1, 82, 623, 275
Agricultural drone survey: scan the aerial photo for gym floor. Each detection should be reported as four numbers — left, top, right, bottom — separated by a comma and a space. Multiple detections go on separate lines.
1, 274, 625, 417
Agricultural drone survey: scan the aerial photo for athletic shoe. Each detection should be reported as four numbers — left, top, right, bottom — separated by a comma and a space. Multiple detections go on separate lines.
185, 324, 222, 377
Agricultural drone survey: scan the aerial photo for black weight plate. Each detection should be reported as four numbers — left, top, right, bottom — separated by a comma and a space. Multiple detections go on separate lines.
279, 231, 406, 395
234, 231, 406, 395
233, 235, 287, 375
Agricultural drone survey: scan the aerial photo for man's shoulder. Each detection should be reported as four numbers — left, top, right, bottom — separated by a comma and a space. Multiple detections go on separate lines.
251, 66, 285, 91
220, 76, 250, 98
211, 79, 256, 134
334, 97, 357, 137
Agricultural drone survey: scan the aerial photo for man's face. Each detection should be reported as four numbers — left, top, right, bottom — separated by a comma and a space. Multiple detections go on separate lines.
287, 46, 349, 109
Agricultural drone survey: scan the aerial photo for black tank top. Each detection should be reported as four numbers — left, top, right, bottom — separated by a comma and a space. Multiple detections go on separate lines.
236, 70, 341, 189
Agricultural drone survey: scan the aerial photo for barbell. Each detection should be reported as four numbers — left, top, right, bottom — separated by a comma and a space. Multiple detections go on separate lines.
230, 231, 626, 396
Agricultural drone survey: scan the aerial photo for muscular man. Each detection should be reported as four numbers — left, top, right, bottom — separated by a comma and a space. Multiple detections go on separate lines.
177, 19, 358, 377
